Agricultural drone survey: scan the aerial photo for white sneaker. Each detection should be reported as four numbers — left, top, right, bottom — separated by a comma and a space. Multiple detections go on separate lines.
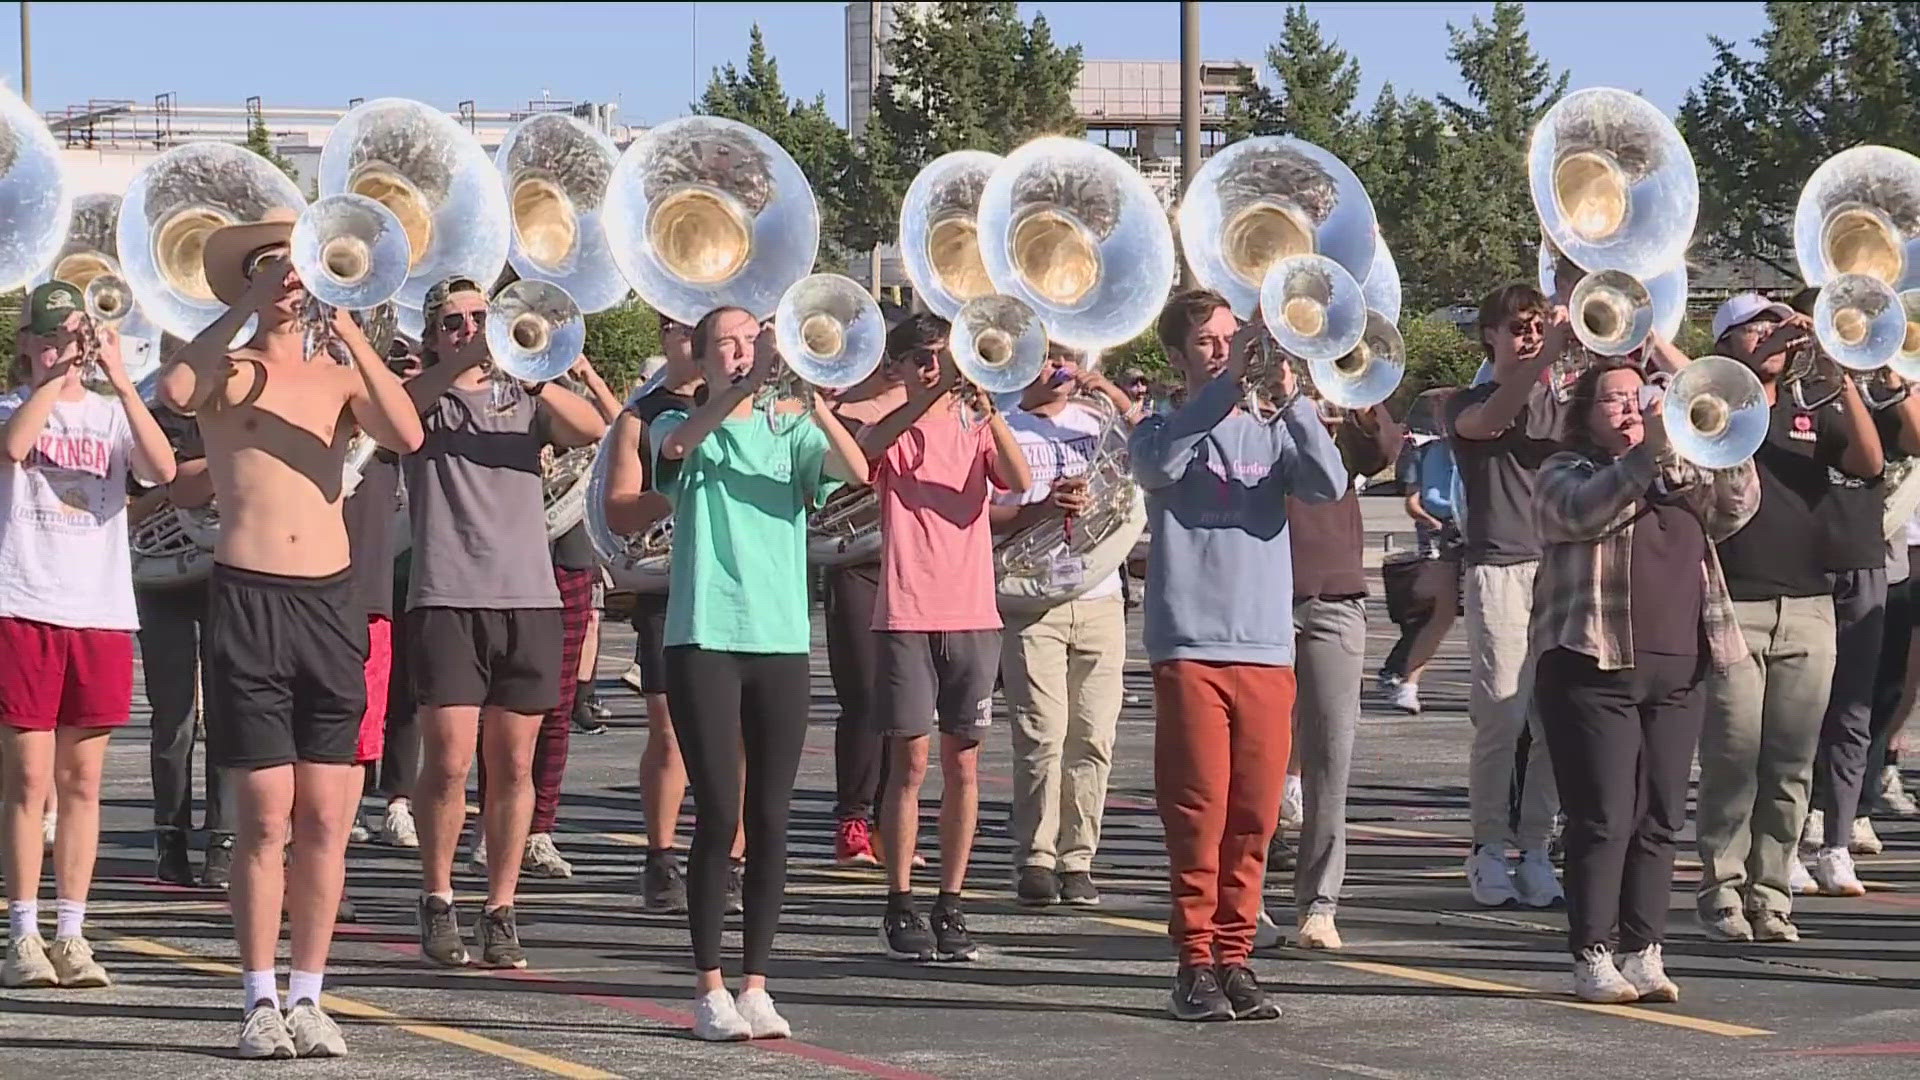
1392, 681, 1421, 715
1513, 847, 1564, 908
733, 987, 792, 1039
1617, 944, 1678, 1003
1253, 908, 1284, 949
349, 815, 370, 844
41, 807, 55, 851
1572, 945, 1638, 1003
1799, 808, 1824, 853
1850, 816, 1883, 856
382, 800, 420, 848
1296, 910, 1342, 950
1814, 846, 1866, 897
691, 988, 751, 1041
1789, 857, 1818, 895
1877, 765, 1920, 816
523, 833, 574, 879
468, 834, 489, 875
1279, 774, 1304, 829
1466, 845, 1519, 907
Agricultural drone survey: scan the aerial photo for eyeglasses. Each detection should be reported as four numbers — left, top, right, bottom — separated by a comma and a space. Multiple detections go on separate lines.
1505, 318, 1544, 336
1595, 392, 1640, 413
440, 310, 487, 333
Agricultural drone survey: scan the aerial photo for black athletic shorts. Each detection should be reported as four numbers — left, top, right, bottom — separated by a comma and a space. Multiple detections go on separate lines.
205, 564, 368, 769
875, 628, 1002, 743
630, 592, 670, 695
408, 606, 564, 714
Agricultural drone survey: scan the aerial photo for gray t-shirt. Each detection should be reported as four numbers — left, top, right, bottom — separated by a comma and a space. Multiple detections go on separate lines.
1445, 378, 1564, 567
404, 383, 562, 611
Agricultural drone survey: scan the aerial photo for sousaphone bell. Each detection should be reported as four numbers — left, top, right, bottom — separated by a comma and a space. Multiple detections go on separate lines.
487, 279, 585, 385
1794, 145, 1920, 292
899, 150, 1003, 319
496, 113, 629, 313
1662, 355, 1769, 469
1529, 87, 1697, 281
773, 273, 885, 391
950, 294, 1050, 395
1310, 308, 1405, 411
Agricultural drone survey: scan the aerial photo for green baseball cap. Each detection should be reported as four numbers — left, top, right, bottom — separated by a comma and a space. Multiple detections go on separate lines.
27, 280, 84, 334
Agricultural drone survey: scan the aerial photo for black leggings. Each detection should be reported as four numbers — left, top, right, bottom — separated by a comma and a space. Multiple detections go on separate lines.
1535, 648, 1704, 956
662, 645, 811, 974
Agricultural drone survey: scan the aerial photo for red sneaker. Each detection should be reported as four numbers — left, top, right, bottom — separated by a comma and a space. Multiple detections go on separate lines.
835, 817, 879, 866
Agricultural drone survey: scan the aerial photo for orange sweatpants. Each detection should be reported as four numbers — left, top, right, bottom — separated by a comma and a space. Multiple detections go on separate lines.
1152, 659, 1296, 967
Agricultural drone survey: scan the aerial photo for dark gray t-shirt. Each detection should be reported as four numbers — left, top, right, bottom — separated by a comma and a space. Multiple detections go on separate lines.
1445, 378, 1564, 567
404, 383, 562, 611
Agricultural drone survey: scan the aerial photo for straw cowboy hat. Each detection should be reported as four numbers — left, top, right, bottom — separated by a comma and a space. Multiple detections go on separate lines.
203, 206, 300, 306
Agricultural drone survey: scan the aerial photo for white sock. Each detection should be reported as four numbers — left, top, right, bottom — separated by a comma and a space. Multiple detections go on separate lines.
243, 969, 279, 1012
8, 899, 38, 940
288, 969, 324, 1007
54, 898, 83, 940
428, 890, 454, 906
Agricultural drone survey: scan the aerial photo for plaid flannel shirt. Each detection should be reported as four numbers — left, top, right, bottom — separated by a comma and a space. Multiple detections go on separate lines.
1530, 445, 1760, 672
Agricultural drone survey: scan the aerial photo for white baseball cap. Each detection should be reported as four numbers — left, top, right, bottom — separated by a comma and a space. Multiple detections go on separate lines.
1710, 292, 1796, 341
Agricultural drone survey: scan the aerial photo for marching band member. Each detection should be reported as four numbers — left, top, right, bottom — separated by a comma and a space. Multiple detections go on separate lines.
865, 314, 1030, 963
650, 307, 866, 1040
336, 432, 402, 923
1255, 381, 1400, 951
400, 275, 604, 971
1694, 294, 1880, 943
2, 283, 174, 991
127, 403, 231, 887
991, 345, 1134, 908
1444, 284, 1567, 909
1379, 393, 1461, 715
158, 213, 422, 1058
1132, 290, 1346, 1022
1532, 359, 1757, 1002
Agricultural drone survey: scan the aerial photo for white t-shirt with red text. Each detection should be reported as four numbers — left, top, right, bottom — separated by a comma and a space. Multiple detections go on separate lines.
0, 390, 139, 630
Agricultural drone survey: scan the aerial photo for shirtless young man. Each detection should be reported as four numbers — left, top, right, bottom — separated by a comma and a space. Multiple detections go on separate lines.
158, 207, 423, 1059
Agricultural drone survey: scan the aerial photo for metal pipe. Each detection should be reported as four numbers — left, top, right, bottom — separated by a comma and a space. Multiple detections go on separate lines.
1179, 1, 1201, 286
18, 1, 30, 106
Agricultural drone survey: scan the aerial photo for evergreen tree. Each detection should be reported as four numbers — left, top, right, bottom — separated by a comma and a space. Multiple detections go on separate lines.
245, 112, 299, 184
1225, 3, 1361, 153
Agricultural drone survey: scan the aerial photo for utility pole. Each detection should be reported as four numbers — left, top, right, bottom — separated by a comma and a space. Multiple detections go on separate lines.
1179, 1, 1200, 286
18, 1, 30, 106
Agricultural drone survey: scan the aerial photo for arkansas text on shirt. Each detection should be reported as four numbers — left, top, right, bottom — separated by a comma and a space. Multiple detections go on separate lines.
0, 390, 140, 630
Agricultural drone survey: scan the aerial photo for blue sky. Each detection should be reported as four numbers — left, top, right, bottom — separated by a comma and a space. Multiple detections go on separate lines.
11, 2, 1766, 126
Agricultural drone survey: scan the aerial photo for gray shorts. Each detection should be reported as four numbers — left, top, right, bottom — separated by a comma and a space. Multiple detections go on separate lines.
876, 629, 1001, 741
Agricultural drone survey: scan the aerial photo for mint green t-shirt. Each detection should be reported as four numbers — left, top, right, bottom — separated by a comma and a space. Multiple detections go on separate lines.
651, 408, 840, 653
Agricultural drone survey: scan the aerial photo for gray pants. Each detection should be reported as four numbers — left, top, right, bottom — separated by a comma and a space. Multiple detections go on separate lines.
1698, 595, 1837, 916
1289, 597, 1366, 917
1465, 561, 1557, 849
1813, 568, 1887, 847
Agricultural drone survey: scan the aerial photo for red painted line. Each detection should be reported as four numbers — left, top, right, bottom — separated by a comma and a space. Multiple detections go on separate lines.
336, 924, 945, 1080
1788, 1042, 1920, 1056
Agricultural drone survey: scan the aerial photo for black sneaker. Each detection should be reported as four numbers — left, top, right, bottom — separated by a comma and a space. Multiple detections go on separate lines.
202, 833, 234, 890
1058, 871, 1100, 907
417, 895, 469, 967
1170, 963, 1234, 1022
1218, 963, 1280, 1020
336, 892, 358, 924
930, 902, 979, 961
1016, 865, 1060, 907
585, 693, 612, 721
724, 859, 744, 915
879, 905, 936, 961
477, 905, 527, 969
642, 849, 689, 914
1267, 832, 1296, 874
570, 695, 608, 736
156, 828, 193, 886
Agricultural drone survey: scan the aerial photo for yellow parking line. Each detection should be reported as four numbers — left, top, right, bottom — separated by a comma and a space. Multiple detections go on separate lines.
105, 934, 621, 1080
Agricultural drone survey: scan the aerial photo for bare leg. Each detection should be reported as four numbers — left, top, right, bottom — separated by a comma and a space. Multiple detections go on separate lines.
881, 735, 931, 893
640, 693, 687, 850
416, 706, 480, 897
231, 765, 296, 974
577, 609, 601, 682
1, 728, 53, 905
286, 761, 357, 974
50, 730, 110, 906
479, 708, 542, 910
1405, 606, 1458, 687
938, 734, 980, 894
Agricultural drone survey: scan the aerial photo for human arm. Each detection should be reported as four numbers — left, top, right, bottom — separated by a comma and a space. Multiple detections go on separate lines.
95, 326, 176, 485
855, 369, 945, 463
603, 411, 673, 536
1452, 309, 1565, 441
810, 393, 869, 486
330, 308, 424, 454
1681, 459, 1761, 542
979, 401, 1033, 494
569, 354, 623, 423
1642, 332, 1691, 376
533, 381, 608, 449
167, 456, 215, 509
1535, 447, 1660, 543
157, 256, 294, 415
1127, 375, 1239, 490
1, 351, 75, 464
1832, 375, 1886, 480
1070, 366, 1138, 421
1278, 396, 1350, 505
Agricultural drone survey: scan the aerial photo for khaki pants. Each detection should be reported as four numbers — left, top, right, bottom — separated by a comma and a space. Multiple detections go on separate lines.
1465, 560, 1558, 849
1001, 594, 1127, 873
1697, 595, 1836, 916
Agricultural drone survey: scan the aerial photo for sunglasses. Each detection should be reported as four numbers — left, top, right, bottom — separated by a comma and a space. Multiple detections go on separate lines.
1505, 318, 1544, 336
440, 310, 487, 333
246, 248, 289, 277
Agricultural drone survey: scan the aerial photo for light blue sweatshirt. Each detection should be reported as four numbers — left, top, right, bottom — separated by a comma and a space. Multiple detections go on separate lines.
1128, 378, 1349, 665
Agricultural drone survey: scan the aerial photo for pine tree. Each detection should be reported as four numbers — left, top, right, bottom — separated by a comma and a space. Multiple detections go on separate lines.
245, 112, 299, 184
1225, 4, 1361, 153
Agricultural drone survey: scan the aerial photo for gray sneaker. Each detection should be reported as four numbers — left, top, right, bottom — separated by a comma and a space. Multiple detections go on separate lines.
2, 934, 56, 988
285, 999, 347, 1058
47, 936, 109, 988
1750, 909, 1801, 943
478, 905, 528, 969
237, 1000, 296, 1060
1699, 907, 1753, 942
417, 895, 469, 967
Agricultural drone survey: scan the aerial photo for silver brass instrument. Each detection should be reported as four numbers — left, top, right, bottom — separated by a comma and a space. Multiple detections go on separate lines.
496, 113, 628, 314
488, 279, 586, 385
1568, 268, 1653, 356
977, 136, 1175, 354
1662, 355, 1769, 469
1894, 289, 1920, 381
586, 386, 673, 589
951, 294, 1050, 395
899, 150, 1003, 319
604, 115, 820, 325
1528, 87, 1697, 281
291, 192, 413, 366
772, 273, 886, 392
1260, 253, 1367, 363
0, 81, 70, 292
83, 274, 133, 325
808, 484, 883, 567
1814, 273, 1906, 371
1794, 145, 1920, 292
1311, 308, 1406, 410
545, 442, 596, 540
1883, 456, 1920, 540
118, 141, 305, 343
994, 391, 1147, 612
131, 500, 216, 588
42, 194, 164, 387
319, 98, 509, 341
1361, 231, 1402, 325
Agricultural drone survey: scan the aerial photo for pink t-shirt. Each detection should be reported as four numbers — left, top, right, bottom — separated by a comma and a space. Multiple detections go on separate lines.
872, 409, 1010, 631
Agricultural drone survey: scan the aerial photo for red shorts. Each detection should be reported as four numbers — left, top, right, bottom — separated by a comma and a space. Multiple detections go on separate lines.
356, 615, 392, 763
0, 616, 135, 731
